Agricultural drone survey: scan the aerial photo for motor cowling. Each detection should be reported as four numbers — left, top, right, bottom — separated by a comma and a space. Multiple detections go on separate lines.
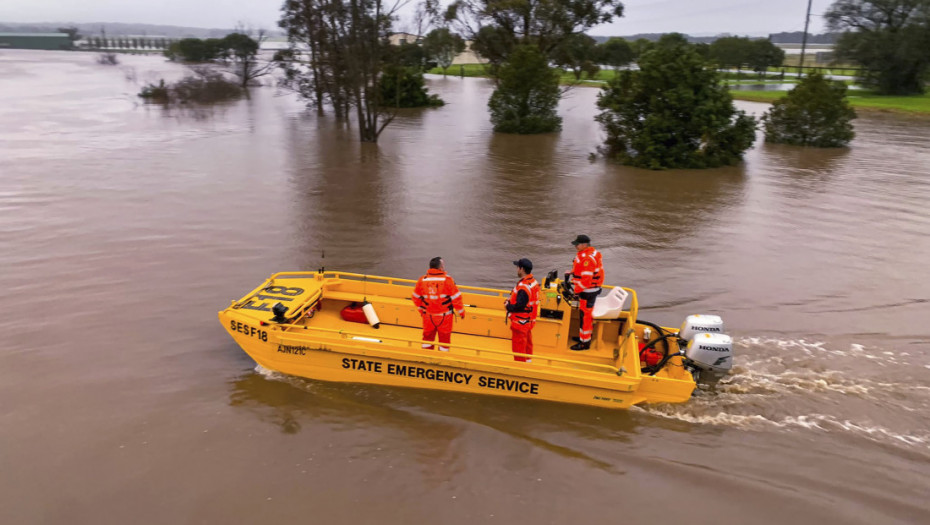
678, 314, 725, 341
684, 333, 733, 383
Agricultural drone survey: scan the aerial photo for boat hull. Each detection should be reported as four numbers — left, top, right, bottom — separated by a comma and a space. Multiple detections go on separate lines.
220, 310, 644, 408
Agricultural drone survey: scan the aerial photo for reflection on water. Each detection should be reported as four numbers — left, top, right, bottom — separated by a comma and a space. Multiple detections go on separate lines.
286, 116, 397, 272
761, 142, 850, 195
229, 366, 647, 472
594, 163, 747, 249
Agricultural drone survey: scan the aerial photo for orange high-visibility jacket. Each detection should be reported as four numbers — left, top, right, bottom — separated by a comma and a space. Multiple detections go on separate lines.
412, 269, 465, 316
506, 275, 539, 325
571, 247, 604, 294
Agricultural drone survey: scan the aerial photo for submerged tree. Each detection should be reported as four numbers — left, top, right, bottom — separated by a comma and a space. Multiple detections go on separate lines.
762, 73, 856, 147
826, 0, 930, 94
224, 32, 274, 88
449, 0, 623, 128
279, 0, 410, 143
488, 45, 561, 134
380, 65, 444, 107
596, 35, 756, 169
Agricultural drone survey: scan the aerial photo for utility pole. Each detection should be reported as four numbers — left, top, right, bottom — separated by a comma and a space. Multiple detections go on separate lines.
798, 0, 813, 76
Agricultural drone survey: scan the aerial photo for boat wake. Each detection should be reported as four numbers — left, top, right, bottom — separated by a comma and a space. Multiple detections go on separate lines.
639, 405, 930, 448
252, 336, 930, 453
636, 336, 930, 452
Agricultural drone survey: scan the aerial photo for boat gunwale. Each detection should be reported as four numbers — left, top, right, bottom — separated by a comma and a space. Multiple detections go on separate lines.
228, 306, 626, 376
263, 270, 640, 327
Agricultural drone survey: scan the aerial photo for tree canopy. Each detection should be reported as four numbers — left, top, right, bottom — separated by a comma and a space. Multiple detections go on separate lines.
747, 39, 785, 73
57, 26, 81, 43
709, 36, 785, 72
380, 65, 445, 107
596, 35, 757, 169
762, 73, 856, 147
448, 0, 624, 63
279, 0, 405, 143
598, 37, 634, 69
552, 33, 600, 80
826, 0, 930, 94
224, 32, 273, 87
422, 28, 466, 75
450, 0, 623, 131
162, 33, 270, 87
488, 45, 562, 133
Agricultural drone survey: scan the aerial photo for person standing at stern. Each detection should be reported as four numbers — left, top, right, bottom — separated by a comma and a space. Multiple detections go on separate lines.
412, 257, 465, 352
505, 258, 539, 363
569, 235, 604, 351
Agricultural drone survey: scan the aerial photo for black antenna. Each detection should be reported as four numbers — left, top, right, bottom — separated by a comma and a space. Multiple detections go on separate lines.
319, 249, 325, 274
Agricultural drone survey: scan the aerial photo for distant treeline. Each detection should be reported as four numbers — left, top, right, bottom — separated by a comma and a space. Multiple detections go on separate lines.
592, 32, 838, 45
0, 22, 282, 38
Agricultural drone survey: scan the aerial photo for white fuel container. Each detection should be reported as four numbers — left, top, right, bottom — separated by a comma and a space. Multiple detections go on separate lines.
361, 301, 381, 329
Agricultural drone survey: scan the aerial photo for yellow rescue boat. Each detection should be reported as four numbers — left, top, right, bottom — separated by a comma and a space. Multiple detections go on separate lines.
218, 271, 733, 409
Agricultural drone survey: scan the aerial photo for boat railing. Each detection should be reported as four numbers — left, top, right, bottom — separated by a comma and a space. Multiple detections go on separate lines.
279, 324, 624, 375
260, 270, 639, 361
271, 271, 514, 299
269, 271, 641, 320
229, 304, 622, 375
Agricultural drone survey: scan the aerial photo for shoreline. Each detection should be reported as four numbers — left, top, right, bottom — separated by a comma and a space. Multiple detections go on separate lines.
429, 67, 930, 116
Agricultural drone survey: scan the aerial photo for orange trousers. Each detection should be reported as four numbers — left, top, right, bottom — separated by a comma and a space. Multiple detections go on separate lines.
422, 313, 453, 351
511, 324, 533, 362
578, 292, 597, 343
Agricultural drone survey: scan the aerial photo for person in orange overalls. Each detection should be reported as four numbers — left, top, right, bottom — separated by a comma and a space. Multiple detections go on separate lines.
505, 258, 539, 363
411, 257, 465, 351
569, 235, 604, 351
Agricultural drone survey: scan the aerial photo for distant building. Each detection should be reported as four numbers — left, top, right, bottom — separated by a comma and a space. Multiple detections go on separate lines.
0, 32, 73, 50
385, 31, 486, 65
452, 41, 487, 65
388, 32, 421, 46
773, 43, 836, 65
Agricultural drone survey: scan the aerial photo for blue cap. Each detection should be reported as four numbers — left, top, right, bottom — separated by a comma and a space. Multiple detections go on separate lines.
571, 234, 591, 246
513, 258, 533, 272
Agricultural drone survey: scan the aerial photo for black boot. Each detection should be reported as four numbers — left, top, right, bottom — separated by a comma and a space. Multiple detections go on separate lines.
570, 341, 591, 351
571, 336, 582, 343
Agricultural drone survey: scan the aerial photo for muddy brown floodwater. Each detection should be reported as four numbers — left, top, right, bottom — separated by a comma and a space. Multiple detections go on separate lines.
1, 50, 929, 524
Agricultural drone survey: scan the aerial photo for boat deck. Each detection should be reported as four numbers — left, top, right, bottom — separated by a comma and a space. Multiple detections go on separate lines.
289, 307, 627, 375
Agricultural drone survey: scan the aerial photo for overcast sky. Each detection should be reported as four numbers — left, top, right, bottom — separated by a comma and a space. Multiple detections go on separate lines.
1, 0, 835, 36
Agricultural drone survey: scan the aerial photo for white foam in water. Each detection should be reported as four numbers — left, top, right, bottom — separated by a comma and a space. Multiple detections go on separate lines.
738, 337, 916, 368
640, 406, 930, 449
255, 364, 279, 378
639, 336, 930, 451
